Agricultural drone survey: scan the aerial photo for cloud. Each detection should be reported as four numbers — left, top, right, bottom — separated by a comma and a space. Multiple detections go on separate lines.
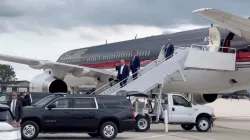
0, 0, 250, 33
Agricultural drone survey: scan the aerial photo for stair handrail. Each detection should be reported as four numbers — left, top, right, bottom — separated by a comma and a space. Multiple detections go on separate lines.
97, 47, 187, 95
89, 45, 164, 95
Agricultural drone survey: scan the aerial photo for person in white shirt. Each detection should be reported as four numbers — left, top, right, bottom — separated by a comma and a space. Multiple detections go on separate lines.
7, 92, 23, 123
115, 59, 130, 87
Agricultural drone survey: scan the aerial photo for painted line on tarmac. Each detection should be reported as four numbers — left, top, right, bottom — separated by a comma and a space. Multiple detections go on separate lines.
125, 132, 182, 140
170, 133, 216, 140
215, 125, 250, 132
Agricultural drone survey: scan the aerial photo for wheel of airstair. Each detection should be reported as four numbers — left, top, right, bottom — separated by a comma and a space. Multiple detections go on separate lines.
135, 115, 150, 132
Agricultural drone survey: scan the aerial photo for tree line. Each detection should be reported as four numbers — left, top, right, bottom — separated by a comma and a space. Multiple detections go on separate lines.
0, 64, 17, 83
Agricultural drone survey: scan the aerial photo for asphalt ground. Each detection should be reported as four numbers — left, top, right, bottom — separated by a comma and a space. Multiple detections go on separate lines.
35, 119, 250, 140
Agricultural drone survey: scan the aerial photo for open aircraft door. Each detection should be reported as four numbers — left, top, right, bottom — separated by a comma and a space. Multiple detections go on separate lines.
208, 27, 221, 52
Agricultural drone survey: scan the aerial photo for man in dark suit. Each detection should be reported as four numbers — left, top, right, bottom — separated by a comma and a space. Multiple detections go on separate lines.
164, 39, 174, 59
7, 92, 23, 123
130, 50, 140, 80
24, 93, 32, 106
116, 59, 130, 87
18, 92, 28, 107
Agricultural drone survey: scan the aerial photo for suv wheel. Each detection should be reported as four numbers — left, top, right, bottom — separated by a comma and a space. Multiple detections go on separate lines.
135, 115, 150, 132
196, 117, 211, 132
99, 121, 118, 140
181, 124, 195, 130
88, 132, 99, 137
21, 121, 39, 140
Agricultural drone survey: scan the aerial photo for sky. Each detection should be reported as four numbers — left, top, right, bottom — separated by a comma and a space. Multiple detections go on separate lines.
0, 0, 250, 81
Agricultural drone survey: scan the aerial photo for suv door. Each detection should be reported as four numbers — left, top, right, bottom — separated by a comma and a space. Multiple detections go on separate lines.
70, 97, 98, 131
42, 97, 73, 132
170, 95, 194, 123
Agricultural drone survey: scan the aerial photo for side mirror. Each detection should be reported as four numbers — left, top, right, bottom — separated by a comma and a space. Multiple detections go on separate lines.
47, 104, 56, 109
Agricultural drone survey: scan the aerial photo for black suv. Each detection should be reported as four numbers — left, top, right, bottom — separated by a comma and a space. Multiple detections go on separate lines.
21, 94, 136, 140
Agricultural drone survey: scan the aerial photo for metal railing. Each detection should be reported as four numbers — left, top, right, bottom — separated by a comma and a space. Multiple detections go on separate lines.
190, 44, 236, 53
90, 46, 187, 95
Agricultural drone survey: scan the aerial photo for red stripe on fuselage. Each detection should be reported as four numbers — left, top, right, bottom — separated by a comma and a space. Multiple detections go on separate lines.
81, 59, 156, 69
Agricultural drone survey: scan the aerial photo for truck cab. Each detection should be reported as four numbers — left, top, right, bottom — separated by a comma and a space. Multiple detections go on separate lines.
129, 92, 215, 132
161, 93, 214, 131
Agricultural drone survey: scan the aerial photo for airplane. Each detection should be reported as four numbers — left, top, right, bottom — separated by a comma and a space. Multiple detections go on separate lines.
219, 89, 250, 99
1, 8, 250, 105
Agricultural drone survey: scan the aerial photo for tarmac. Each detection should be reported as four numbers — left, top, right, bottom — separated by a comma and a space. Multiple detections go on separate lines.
36, 118, 250, 140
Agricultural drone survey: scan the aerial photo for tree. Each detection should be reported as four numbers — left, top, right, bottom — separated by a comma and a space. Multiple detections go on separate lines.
0, 64, 17, 83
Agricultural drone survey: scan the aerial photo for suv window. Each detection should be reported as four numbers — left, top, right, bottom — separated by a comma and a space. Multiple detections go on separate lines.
0, 109, 13, 122
173, 95, 189, 107
73, 98, 97, 109
49, 98, 71, 108
120, 99, 132, 108
102, 99, 130, 109
34, 95, 57, 107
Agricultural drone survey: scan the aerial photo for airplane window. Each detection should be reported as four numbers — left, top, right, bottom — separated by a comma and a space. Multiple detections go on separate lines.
148, 51, 150, 56
138, 51, 141, 56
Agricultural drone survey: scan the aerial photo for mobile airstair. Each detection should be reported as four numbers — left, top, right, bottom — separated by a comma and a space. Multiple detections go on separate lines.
90, 44, 237, 96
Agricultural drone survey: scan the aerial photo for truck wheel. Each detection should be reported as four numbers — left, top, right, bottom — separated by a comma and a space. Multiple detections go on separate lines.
99, 121, 118, 140
21, 121, 39, 140
195, 117, 211, 132
181, 124, 195, 130
88, 132, 99, 137
135, 115, 150, 132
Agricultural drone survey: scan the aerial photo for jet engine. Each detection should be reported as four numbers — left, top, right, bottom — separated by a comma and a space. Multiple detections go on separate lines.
192, 94, 218, 105
29, 73, 68, 93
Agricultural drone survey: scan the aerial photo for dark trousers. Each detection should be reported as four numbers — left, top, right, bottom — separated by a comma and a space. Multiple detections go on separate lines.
132, 70, 138, 80
119, 74, 127, 88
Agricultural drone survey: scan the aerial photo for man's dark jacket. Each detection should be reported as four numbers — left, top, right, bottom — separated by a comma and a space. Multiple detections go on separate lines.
7, 100, 23, 121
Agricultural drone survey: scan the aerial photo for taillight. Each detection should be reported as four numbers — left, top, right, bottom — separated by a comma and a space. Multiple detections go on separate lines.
132, 108, 135, 119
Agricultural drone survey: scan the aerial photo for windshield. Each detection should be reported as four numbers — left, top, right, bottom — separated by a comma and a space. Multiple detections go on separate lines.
0, 109, 13, 122
33, 95, 56, 107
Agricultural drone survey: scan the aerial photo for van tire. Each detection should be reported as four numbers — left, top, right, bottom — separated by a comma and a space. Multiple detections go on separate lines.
135, 115, 150, 132
181, 124, 195, 130
196, 117, 211, 132
21, 121, 39, 140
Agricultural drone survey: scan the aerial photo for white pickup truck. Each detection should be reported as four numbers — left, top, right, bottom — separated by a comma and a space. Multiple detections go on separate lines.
128, 93, 215, 132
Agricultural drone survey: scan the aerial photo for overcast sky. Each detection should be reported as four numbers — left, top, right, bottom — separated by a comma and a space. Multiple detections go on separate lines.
0, 0, 250, 81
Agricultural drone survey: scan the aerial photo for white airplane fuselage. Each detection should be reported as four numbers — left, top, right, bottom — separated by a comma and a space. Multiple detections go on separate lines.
63, 60, 250, 94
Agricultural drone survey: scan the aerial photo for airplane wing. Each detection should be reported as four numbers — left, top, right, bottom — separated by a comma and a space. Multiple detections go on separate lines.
193, 8, 250, 42
0, 54, 115, 78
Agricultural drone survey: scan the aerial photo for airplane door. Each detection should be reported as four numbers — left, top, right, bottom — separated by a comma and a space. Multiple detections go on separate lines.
208, 27, 221, 52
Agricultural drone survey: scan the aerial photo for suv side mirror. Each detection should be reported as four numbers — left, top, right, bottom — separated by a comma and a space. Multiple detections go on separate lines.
47, 104, 56, 109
